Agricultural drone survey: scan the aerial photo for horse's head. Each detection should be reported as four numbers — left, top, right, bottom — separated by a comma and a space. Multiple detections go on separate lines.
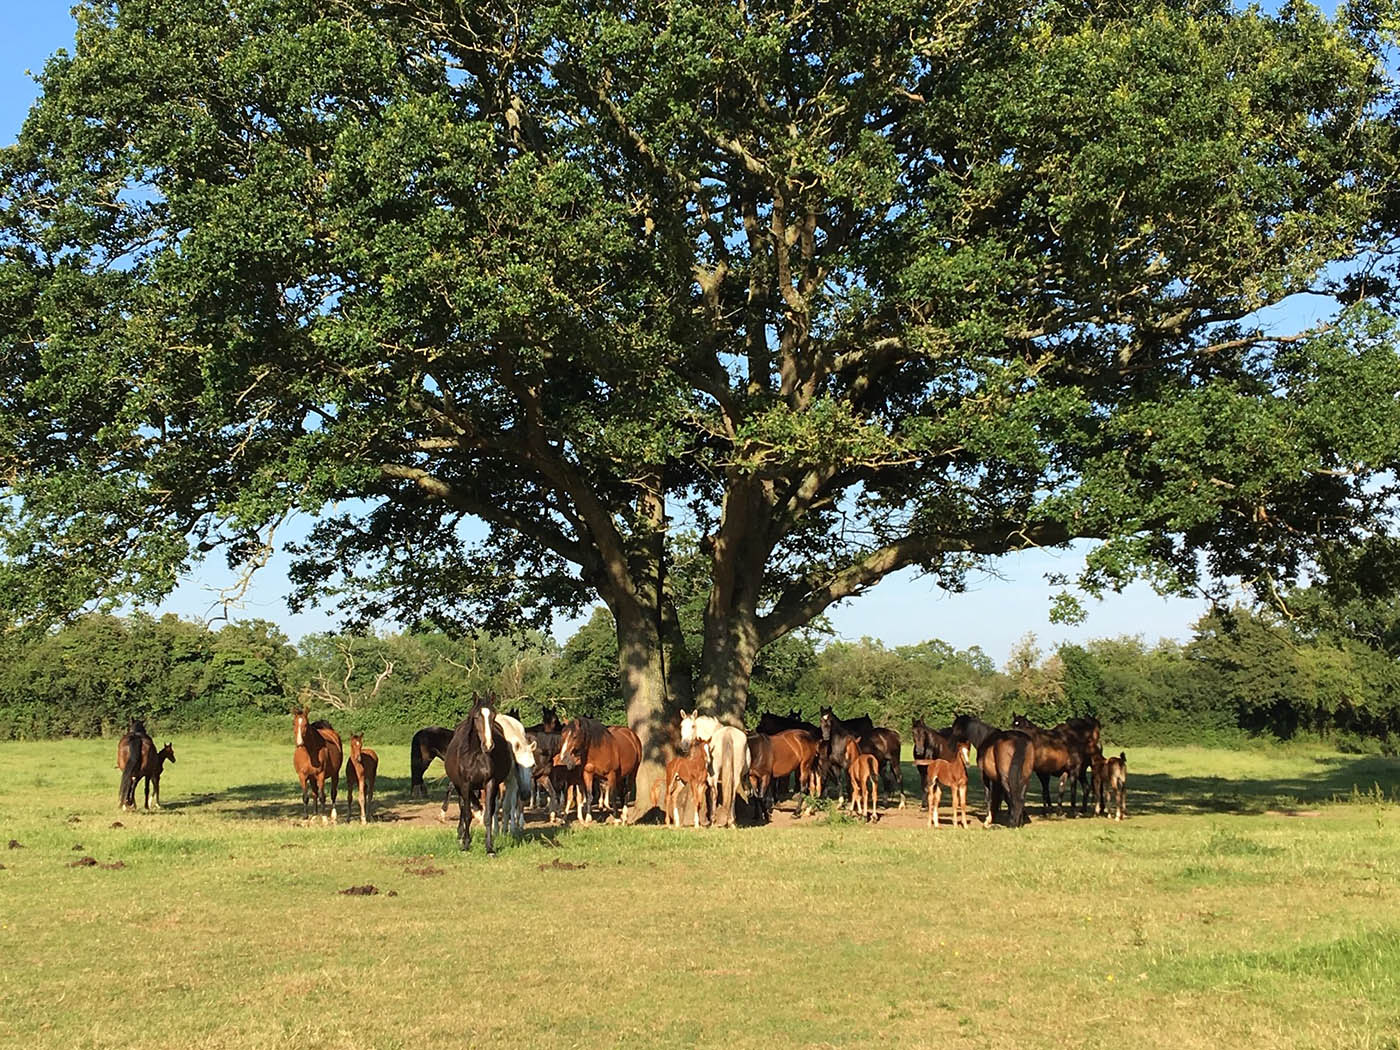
159, 742, 176, 765
293, 709, 309, 747
541, 708, 560, 733
1010, 713, 1031, 730
679, 709, 697, 752
350, 733, 364, 760
129, 718, 147, 735
555, 719, 584, 769
477, 704, 496, 754
819, 707, 834, 742
957, 744, 970, 765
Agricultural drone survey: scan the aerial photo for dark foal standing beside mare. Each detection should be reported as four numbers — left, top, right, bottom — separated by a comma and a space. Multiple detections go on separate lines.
344, 733, 378, 825
443, 697, 516, 854
293, 708, 343, 823
950, 715, 1034, 828
409, 725, 454, 799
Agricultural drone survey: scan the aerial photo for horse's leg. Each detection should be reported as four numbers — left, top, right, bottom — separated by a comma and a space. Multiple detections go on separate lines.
458, 789, 471, 851
328, 769, 339, 823
439, 782, 455, 823
1039, 771, 1052, 817
152, 773, 162, 810
359, 772, 368, 825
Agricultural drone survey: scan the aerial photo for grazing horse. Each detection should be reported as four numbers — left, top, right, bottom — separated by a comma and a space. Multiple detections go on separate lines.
915, 745, 970, 829
651, 741, 710, 828
912, 717, 959, 803
950, 715, 1034, 828
555, 717, 642, 823
443, 697, 515, 854
293, 709, 343, 823
344, 734, 378, 825
679, 711, 750, 828
117, 719, 152, 810
1092, 750, 1128, 820
409, 725, 454, 799
1009, 714, 1084, 817
844, 738, 880, 820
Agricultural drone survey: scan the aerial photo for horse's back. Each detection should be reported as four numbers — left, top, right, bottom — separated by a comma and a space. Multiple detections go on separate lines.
605, 725, 642, 776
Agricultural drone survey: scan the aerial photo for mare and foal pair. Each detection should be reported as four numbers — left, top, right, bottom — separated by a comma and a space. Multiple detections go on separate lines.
115, 720, 176, 811
291, 708, 378, 824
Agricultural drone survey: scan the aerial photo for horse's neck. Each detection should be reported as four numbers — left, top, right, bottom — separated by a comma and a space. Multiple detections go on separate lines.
695, 716, 720, 740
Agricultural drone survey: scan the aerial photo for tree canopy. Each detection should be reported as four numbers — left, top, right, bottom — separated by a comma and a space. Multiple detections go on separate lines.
4, 0, 1400, 775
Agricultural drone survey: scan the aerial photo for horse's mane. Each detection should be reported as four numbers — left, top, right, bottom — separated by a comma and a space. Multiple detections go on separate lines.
571, 716, 609, 748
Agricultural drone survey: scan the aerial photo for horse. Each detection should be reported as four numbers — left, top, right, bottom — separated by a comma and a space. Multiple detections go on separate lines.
343, 733, 378, 825
950, 714, 1034, 828
819, 708, 904, 808
754, 711, 818, 792
1092, 750, 1128, 820
116, 731, 175, 811
293, 708, 343, 823
409, 725, 454, 799
746, 729, 819, 820
912, 717, 959, 803
492, 711, 537, 838
555, 717, 642, 823
844, 738, 880, 820
117, 719, 152, 810
1009, 714, 1085, 817
524, 723, 565, 818
651, 741, 710, 828
443, 697, 516, 854
678, 710, 750, 828
915, 745, 970, 829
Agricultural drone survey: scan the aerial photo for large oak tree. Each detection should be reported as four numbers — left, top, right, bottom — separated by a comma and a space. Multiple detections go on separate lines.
5, 0, 1400, 796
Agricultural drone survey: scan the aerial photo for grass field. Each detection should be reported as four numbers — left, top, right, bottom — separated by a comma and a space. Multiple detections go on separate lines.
1, 737, 1399, 1050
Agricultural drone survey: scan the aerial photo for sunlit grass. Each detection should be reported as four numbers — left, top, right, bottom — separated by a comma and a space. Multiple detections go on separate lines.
1, 737, 1398, 1049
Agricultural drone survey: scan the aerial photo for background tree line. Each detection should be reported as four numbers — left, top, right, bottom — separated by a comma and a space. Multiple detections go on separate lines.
5, 593, 1400, 753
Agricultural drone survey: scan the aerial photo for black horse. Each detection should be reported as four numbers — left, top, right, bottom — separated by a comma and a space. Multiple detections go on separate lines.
1010, 714, 1100, 815
443, 697, 515, 855
524, 710, 564, 814
950, 714, 1034, 828
409, 725, 454, 799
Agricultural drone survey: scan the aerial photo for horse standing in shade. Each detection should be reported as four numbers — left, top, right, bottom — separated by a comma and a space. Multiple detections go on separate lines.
293, 708, 343, 823
819, 708, 904, 808
950, 714, 1034, 828
754, 711, 818, 794
344, 733, 378, 825
492, 710, 537, 839
679, 711, 750, 828
409, 725, 454, 799
745, 729, 820, 820
443, 697, 515, 854
1009, 714, 1085, 817
912, 717, 958, 803
651, 741, 710, 828
554, 717, 642, 823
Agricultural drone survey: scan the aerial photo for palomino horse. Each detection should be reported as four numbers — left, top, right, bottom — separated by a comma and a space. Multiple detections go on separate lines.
344, 733, 378, 825
555, 717, 642, 823
293, 709, 343, 823
915, 745, 970, 829
679, 711, 749, 828
950, 715, 1034, 828
1009, 713, 1085, 817
844, 738, 880, 820
117, 719, 152, 810
651, 740, 710, 828
409, 725, 454, 799
1092, 750, 1128, 820
443, 697, 515, 854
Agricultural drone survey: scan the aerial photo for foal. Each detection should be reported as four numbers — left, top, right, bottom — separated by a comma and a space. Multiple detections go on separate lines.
1092, 751, 1128, 820
655, 741, 710, 828
844, 738, 880, 820
916, 745, 970, 829
344, 733, 378, 825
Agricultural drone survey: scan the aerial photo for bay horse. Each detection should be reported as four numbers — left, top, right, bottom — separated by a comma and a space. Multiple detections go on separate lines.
344, 733, 378, 825
524, 722, 565, 817
754, 711, 818, 793
443, 697, 515, 854
555, 717, 642, 823
746, 729, 820, 820
651, 741, 710, 828
819, 708, 903, 808
844, 738, 880, 820
1009, 714, 1085, 817
1092, 750, 1128, 820
915, 745, 970, 829
115, 737, 176, 811
117, 719, 152, 810
679, 711, 750, 828
950, 714, 1034, 828
293, 708, 343, 823
912, 717, 958, 801
409, 725, 454, 799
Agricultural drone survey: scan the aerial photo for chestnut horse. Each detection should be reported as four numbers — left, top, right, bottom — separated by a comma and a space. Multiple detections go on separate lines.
950, 715, 1034, 828
679, 711, 750, 828
409, 725, 454, 799
915, 745, 970, 828
746, 730, 819, 820
344, 733, 378, 825
651, 740, 710, 828
443, 697, 515, 854
116, 736, 176, 811
555, 717, 642, 824
845, 738, 880, 820
293, 709, 343, 823
912, 717, 958, 802
819, 708, 902, 801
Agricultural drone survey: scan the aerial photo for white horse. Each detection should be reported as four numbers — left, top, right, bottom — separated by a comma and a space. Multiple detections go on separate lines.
679, 710, 750, 827
492, 712, 535, 839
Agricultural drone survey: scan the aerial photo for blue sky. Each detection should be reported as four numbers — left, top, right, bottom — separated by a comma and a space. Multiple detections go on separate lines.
1, 5, 1276, 662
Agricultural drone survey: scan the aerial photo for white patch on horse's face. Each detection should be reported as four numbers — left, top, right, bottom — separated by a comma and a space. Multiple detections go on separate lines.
481, 707, 493, 751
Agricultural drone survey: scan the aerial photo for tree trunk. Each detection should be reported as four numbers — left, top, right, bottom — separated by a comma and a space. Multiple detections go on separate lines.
616, 607, 689, 820
695, 605, 759, 728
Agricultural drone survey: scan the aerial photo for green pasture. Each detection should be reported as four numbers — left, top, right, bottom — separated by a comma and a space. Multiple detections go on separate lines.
1, 738, 1398, 1050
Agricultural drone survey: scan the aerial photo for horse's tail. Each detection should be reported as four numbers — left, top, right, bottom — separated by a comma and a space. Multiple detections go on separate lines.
119, 737, 143, 809
410, 734, 427, 796
1007, 734, 1033, 827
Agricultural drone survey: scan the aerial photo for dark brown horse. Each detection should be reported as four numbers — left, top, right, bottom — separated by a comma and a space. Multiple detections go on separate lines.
293, 708, 343, 823
116, 719, 152, 810
1009, 714, 1086, 817
555, 717, 642, 824
443, 697, 515, 854
345, 733, 378, 825
409, 725, 454, 799
116, 729, 174, 811
950, 715, 1034, 828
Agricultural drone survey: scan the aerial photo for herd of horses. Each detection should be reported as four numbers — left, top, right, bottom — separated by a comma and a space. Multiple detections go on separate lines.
116, 701, 1129, 853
